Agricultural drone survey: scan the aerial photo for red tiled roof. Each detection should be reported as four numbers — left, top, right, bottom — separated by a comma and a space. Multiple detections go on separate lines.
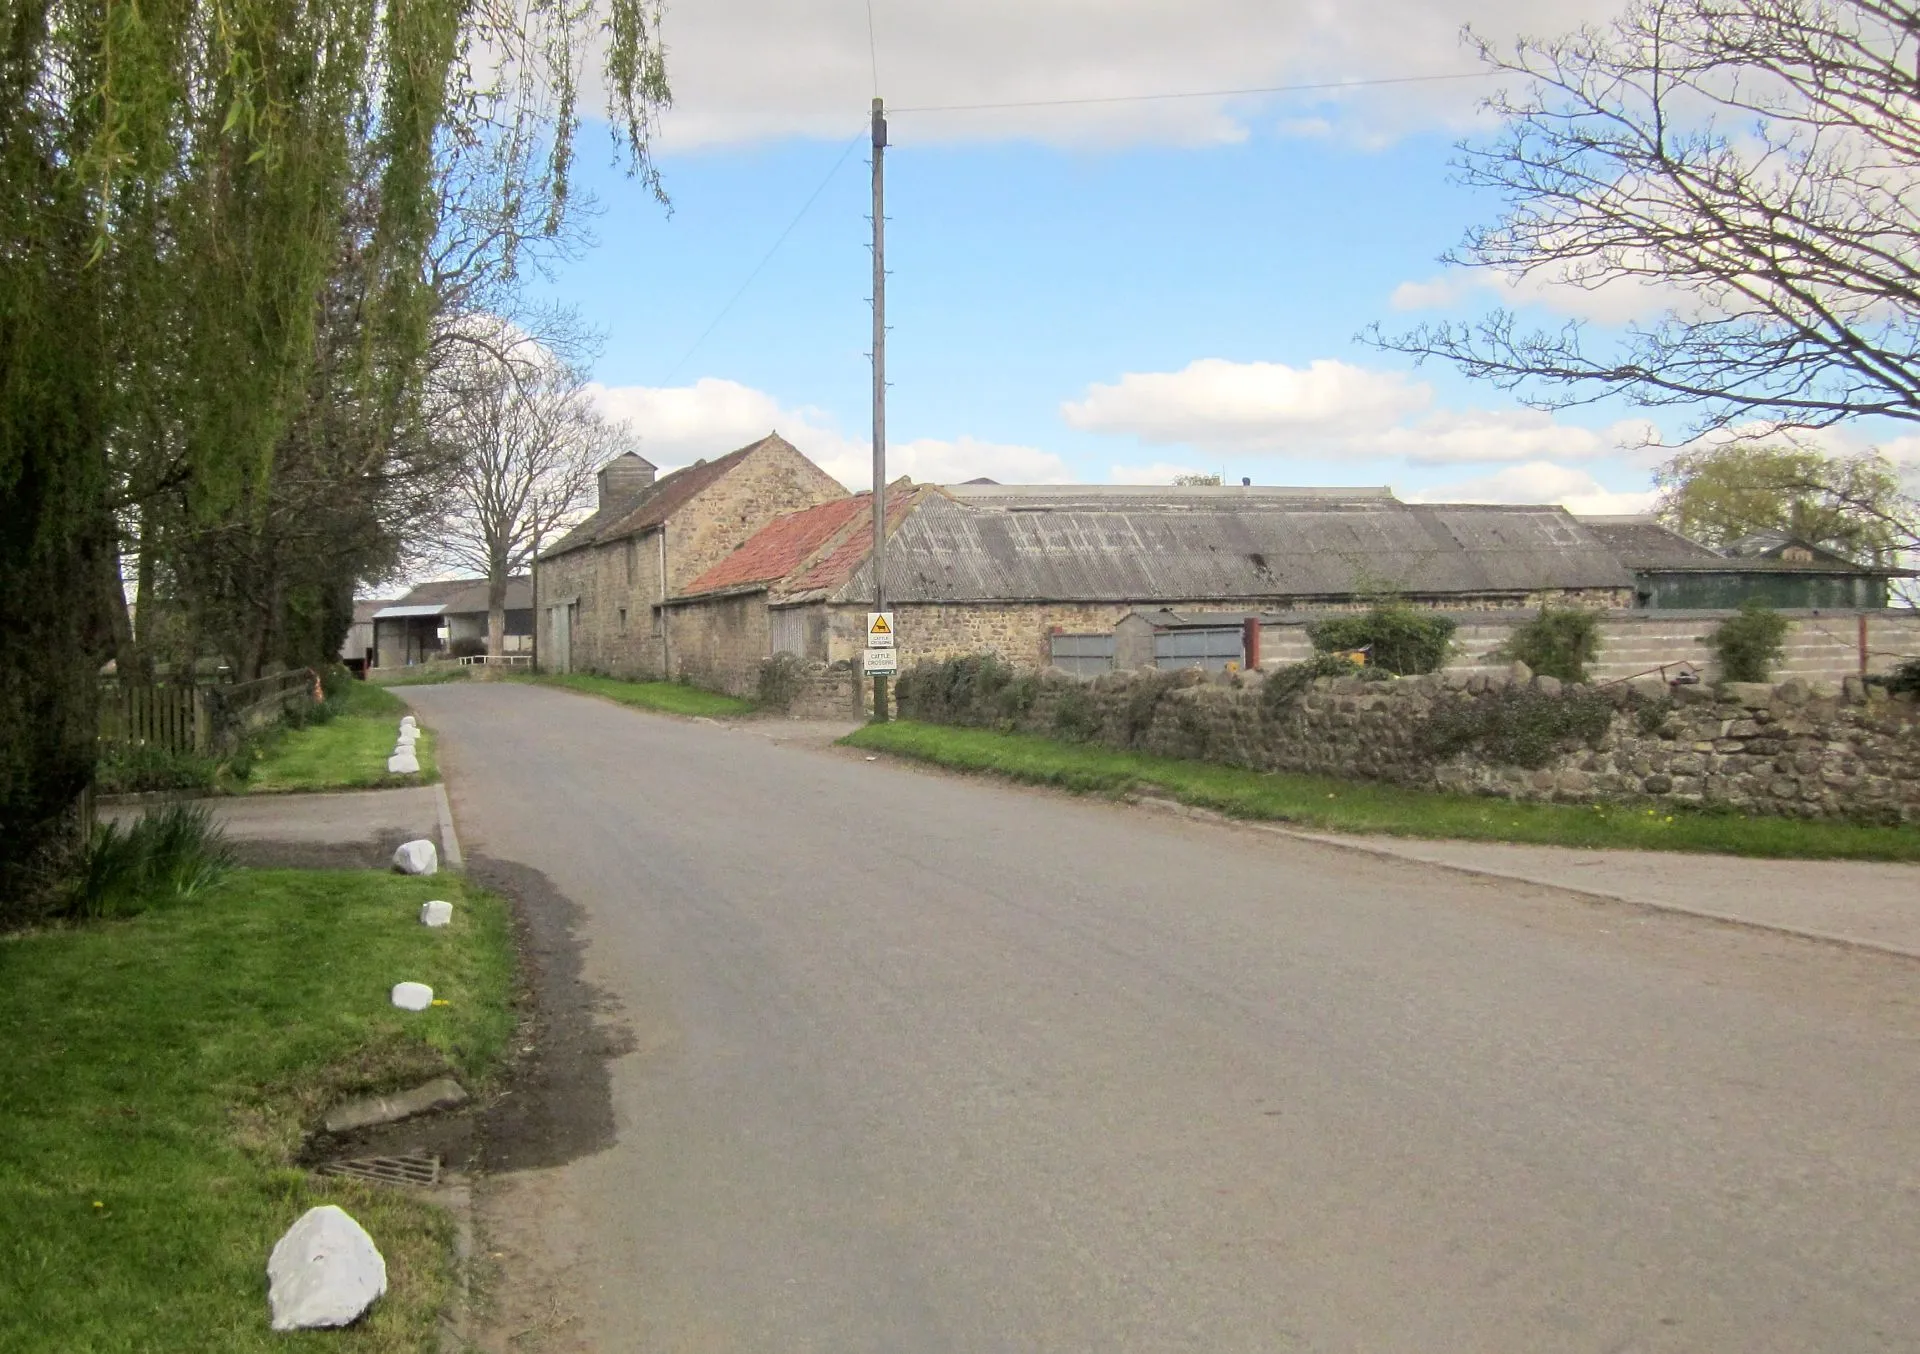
779, 486, 922, 597
681, 495, 868, 596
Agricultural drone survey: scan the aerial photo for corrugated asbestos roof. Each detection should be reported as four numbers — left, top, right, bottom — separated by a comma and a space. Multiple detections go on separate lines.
802, 490, 1635, 604
681, 494, 866, 596
381, 576, 531, 616
1582, 518, 1901, 575
1576, 516, 1727, 570
543, 434, 791, 559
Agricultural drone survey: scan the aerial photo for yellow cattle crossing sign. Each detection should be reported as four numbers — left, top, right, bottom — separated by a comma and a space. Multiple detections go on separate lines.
867, 612, 895, 648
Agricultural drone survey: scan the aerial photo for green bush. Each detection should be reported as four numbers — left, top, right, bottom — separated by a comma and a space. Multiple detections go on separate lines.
449, 636, 487, 660
1308, 604, 1456, 675
1710, 602, 1791, 683
67, 802, 236, 920
1259, 653, 1361, 715
994, 673, 1042, 725
1419, 684, 1616, 769
756, 653, 809, 711
1879, 657, 1920, 696
1050, 685, 1102, 741
896, 654, 1018, 726
1503, 606, 1603, 683
1121, 668, 1184, 745
94, 742, 219, 795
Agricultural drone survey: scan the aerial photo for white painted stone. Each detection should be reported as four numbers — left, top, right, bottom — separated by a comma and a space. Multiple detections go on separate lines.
391, 838, 436, 874
390, 981, 434, 1011
420, 900, 453, 927
399, 715, 417, 730
267, 1205, 387, 1331
396, 727, 418, 743
387, 752, 420, 775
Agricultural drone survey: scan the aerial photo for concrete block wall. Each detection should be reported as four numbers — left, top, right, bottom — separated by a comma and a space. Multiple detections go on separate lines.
1256, 610, 1920, 685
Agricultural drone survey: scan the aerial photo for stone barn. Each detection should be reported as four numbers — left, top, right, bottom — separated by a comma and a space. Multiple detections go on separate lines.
535, 435, 848, 676
657, 479, 1640, 699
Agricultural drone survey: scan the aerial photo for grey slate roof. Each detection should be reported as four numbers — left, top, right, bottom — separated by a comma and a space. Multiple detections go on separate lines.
812, 489, 1634, 604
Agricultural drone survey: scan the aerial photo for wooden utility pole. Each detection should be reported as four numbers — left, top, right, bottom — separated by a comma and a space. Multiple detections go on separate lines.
870, 95, 890, 722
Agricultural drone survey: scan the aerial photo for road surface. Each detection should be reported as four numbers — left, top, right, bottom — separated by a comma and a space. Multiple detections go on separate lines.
409, 680, 1920, 1353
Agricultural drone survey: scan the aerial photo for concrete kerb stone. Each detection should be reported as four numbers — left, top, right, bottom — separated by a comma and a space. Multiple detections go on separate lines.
1124, 792, 1920, 964
433, 783, 463, 869
322, 1077, 470, 1135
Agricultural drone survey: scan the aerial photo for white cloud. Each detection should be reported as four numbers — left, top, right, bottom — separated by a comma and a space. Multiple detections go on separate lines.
1064, 359, 1430, 449
1391, 268, 1692, 327
588, 377, 865, 472
587, 378, 1067, 489
824, 436, 1074, 489
1063, 357, 1634, 465
635, 0, 1623, 150
1405, 462, 1659, 516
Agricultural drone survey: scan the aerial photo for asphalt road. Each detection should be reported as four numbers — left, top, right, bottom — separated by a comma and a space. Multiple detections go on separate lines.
411, 680, 1920, 1353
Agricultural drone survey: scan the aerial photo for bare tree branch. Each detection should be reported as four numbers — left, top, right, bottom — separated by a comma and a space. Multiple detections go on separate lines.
1369, 0, 1920, 436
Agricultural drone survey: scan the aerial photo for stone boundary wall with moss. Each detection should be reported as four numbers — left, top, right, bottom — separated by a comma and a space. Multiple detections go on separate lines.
897, 659, 1920, 824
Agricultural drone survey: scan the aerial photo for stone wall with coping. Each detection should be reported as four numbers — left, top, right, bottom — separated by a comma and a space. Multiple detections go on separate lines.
903, 661, 1920, 824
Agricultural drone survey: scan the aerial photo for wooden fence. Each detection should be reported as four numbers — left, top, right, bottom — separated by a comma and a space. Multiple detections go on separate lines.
98, 682, 210, 754
97, 668, 318, 758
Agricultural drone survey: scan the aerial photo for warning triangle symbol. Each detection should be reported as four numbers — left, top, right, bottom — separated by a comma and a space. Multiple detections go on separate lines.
871, 615, 892, 634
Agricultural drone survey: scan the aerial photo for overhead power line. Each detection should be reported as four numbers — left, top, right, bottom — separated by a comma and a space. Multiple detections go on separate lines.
891, 70, 1490, 115
663, 127, 867, 384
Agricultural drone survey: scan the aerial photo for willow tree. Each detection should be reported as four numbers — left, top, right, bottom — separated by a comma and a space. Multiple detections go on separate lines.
0, 0, 669, 908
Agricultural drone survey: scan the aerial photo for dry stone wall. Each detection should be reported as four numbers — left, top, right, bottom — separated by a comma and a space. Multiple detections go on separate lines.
902, 660, 1920, 824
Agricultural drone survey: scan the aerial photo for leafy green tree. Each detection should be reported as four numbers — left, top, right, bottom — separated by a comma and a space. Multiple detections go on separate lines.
1653, 443, 1915, 568
0, 0, 670, 912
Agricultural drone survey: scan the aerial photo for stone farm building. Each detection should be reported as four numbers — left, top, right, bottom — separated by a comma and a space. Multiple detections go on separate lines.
535, 436, 846, 675
370, 576, 532, 670
540, 444, 1918, 700
659, 479, 1645, 698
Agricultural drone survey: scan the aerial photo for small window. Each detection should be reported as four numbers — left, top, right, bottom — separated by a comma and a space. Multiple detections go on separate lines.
618, 608, 628, 633
624, 538, 638, 586
1782, 545, 1814, 563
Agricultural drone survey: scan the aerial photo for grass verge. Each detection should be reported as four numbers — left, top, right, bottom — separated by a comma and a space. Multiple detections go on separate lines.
519, 671, 754, 718
0, 869, 515, 1352
372, 667, 472, 688
845, 720, 1920, 862
237, 681, 437, 794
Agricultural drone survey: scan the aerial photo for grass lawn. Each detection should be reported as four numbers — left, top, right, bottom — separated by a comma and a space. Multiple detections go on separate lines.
238, 681, 437, 794
521, 670, 754, 718
0, 869, 515, 1352
845, 720, 1920, 863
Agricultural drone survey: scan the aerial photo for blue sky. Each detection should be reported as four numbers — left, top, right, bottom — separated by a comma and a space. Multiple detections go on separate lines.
529, 0, 1701, 511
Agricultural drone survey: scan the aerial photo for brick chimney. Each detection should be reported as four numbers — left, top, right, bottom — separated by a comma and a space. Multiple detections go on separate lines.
596, 451, 657, 506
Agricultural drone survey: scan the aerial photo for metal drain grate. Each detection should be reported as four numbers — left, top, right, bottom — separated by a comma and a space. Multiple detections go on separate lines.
319, 1153, 441, 1188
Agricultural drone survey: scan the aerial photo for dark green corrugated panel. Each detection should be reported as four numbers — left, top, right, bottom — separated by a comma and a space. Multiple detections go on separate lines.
1639, 572, 1888, 609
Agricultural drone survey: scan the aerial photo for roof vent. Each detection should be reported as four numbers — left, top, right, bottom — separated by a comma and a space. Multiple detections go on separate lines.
596, 452, 657, 506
